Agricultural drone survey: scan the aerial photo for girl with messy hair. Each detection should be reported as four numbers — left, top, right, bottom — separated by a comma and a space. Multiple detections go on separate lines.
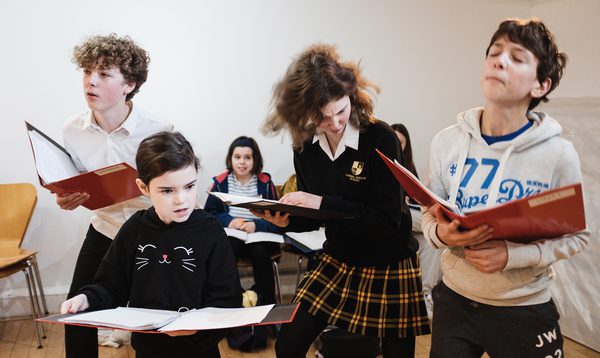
259, 44, 430, 357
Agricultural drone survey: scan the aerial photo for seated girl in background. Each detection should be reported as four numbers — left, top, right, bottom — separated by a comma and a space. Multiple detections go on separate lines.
391, 123, 442, 318
204, 136, 280, 305
61, 131, 242, 358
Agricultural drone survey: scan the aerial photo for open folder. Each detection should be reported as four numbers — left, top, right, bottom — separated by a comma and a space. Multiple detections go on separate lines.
25, 121, 142, 210
208, 192, 356, 220
376, 149, 586, 243
224, 228, 285, 244
37, 304, 299, 333
285, 227, 326, 253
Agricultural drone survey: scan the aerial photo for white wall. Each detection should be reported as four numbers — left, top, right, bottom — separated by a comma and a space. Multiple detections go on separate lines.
533, 0, 600, 98
0, 0, 597, 327
541, 98, 600, 352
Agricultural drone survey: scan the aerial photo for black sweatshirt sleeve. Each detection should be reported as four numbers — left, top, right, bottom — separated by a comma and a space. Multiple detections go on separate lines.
203, 227, 243, 308
79, 225, 134, 310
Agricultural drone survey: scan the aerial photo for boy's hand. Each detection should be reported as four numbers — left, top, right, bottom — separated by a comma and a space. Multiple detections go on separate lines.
430, 204, 493, 247
56, 192, 90, 211
251, 210, 290, 228
60, 294, 89, 314
165, 330, 198, 337
464, 240, 508, 273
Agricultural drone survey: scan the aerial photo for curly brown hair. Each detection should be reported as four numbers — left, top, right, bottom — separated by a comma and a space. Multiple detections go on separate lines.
73, 33, 150, 101
486, 18, 567, 110
263, 44, 380, 149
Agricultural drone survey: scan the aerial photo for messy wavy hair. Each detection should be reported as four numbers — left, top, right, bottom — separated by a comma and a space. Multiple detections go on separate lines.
263, 44, 380, 150
73, 33, 150, 101
486, 18, 567, 110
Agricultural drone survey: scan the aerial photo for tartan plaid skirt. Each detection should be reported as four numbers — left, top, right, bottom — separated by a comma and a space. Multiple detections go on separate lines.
292, 251, 431, 337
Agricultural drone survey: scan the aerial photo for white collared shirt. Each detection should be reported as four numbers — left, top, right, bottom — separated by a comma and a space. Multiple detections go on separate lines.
63, 104, 173, 239
312, 123, 360, 161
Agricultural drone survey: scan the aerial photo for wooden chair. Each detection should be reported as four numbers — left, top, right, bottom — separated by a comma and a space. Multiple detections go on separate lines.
0, 183, 48, 348
237, 251, 283, 304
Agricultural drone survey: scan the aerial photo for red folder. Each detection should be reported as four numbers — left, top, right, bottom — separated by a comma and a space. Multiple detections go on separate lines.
26, 122, 141, 210
376, 149, 586, 243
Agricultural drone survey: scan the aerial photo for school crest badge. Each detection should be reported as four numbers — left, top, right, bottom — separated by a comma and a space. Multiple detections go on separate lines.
351, 161, 364, 175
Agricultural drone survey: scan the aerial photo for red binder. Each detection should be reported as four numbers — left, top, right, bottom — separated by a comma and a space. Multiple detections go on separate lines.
26, 122, 141, 210
376, 149, 586, 243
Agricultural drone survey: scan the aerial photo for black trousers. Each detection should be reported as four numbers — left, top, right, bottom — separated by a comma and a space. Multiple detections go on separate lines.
229, 238, 279, 304
64, 225, 113, 358
430, 281, 564, 358
275, 306, 416, 358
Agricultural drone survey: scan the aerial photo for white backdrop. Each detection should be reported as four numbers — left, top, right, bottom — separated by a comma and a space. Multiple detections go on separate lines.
0, 0, 598, 350
541, 98, 600, 351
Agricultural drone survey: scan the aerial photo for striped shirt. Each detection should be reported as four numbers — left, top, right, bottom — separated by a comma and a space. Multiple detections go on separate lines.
227, 173, 259, 220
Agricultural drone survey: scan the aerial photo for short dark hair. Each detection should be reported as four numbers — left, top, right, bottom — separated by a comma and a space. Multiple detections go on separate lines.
73, 33, 150, 101
485, 18, 567, 110
136, 131, 199, 184
391, 123, 418, 178
225, 136, 263, 175
263, 44, 380, 149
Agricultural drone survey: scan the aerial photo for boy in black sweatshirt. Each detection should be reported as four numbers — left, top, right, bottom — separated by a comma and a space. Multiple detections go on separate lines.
61, 131, 242, 358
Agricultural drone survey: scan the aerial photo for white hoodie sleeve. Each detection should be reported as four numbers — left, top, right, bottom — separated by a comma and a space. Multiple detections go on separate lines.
422, 132, 451, 249
504, 141, 590, 270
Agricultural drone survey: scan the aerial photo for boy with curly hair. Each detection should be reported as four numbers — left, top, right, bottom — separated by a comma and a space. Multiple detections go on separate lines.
422, 18, 589, 357
57, 34, 172, 357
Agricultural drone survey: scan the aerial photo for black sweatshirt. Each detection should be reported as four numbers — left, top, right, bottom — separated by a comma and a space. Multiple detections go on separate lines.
287, 120, 417, 267
79, 208, 242, 357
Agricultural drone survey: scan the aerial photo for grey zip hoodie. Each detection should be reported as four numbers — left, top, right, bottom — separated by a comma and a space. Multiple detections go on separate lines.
422, 107, 589, 306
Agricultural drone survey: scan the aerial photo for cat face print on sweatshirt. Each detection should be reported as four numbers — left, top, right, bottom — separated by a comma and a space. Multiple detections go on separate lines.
136, 243, 197, 272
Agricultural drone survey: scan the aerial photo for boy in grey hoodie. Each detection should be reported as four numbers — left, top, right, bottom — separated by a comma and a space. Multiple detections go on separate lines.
422, 18, 589, 358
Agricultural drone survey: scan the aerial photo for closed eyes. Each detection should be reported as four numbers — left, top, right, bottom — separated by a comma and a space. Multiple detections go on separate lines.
138, 244, 157, 252
174, 246, 194, 255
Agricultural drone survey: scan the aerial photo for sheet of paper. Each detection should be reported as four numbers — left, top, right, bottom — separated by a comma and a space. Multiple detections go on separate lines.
59, 307, 180, 330
208, 192, 278, 205
244, 232, 284, 244
286, 227, 326, 251
224, 228, 284, 244
28, 129, 79, 183
159, 304, 274, 331
224, 228, 248, 241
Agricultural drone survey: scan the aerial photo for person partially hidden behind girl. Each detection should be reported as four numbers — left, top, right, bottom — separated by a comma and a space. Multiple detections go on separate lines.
391, 123, 442, 319
61, 131, 242, 358
204, 136, 280, 305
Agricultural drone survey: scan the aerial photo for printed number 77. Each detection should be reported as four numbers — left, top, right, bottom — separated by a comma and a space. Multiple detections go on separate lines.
460, 158, 499, 189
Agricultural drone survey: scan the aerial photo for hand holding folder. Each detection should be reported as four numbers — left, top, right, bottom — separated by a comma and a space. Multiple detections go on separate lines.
26, 122, 142, 210
207, 192, 356, 220
376, 149, 586, 243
